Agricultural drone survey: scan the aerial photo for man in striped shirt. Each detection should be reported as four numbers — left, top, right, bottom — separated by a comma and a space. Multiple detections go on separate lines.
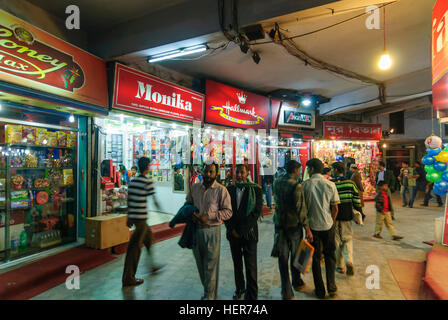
330, 162, 363, 276
122, 157, 161, 287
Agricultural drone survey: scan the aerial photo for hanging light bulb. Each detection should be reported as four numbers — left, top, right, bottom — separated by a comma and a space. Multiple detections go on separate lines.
69, 114, 75, 123
378, 6, 392, 71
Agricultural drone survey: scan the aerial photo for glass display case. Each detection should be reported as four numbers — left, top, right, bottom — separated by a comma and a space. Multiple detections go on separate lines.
0, 123, 77, 262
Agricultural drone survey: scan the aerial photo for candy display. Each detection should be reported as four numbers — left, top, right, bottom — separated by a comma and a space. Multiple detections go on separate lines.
49, 170, 63, 185
34, 178, 50, 188
62, 169, 74, 185
24, 154, 38, 168
57, 131, 67, 147
12, 175, 25, 190
6, 124, 22, 144
36, 128, 48, 146
67, 133, 77, 148
36, 191, 49, 205
22, 126, 36, 145
10, 155, 23, 167
11, 190, 29, 209
48, 132, 57, 147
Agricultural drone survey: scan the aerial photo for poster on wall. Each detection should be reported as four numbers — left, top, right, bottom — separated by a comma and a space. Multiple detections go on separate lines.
432, 0, 448, 118
113, 63, 205, 123
0, 9, 108, 108
205, 80, 269, 130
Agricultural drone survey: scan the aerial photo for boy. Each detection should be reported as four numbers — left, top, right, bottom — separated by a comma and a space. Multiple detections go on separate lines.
374, 181, 403, 240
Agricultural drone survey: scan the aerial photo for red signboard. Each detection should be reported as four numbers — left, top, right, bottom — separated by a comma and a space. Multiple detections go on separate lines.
0, 9, 108, 108
112, 63, 205, 123
433, 0, 448, 116
323, 121, 382, 140
443, 195, 448, 246
205, 80, 269, 130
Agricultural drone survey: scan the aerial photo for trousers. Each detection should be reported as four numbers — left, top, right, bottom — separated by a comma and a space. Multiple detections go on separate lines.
334, 220, 353, 269
375, 211, 397, 236
193, 225, 221, 300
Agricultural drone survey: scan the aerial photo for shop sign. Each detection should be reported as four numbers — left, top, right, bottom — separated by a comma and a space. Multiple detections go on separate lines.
277, 100, 315, 129
432, 0, 448, 117
443, 195, 448, 246
112, 63, 204, 123
323, 121, 382, 140
0, 9, 108, 108
205, 80, 269, 130
284, 110, 312, 125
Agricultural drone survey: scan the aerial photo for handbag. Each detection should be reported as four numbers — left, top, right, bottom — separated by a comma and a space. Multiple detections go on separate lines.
353, 209, 363, 225
292, 239, 315, 274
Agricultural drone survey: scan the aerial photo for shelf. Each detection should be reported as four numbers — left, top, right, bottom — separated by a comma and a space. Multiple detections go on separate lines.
9, 167, 74, 171
5, 144, 75, 150
10, 185, 75, 192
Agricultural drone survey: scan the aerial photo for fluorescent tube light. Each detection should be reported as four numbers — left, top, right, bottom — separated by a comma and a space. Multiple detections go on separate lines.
148, 45, 208, 63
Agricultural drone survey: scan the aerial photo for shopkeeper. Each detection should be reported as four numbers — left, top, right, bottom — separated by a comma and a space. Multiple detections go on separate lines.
120, 164, 131, 185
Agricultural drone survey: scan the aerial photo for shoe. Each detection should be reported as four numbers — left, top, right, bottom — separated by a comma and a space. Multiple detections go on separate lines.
329, 291, 337, 298
122, 278, 144, 287
421, 203, 428, 207
151, 265, 163, 274
373, 234, 383, 239
391, 216, 395, 221
408, 206, 413, 208
293, 279, 305, 291
438, 203, 444, 207
232, 290, 245, 300
336, 267, 345, 274
201, 296, 208, 300
282, 295, 294, 300
392, 235, 403, 241
346, 264, 354, 276
402, 204, 407, 207
314, 291, 325, 299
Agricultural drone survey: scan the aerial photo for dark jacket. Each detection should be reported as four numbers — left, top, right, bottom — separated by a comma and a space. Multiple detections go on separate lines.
375, 190, 394, 214
225, 184, 263, 242
375, 170, 396, 192
169, 204, 198, 249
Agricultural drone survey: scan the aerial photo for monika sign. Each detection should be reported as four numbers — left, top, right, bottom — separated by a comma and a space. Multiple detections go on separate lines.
205, 80, 269, 130
432, 0, 448, 117
323, 121, 382, 140
112, 63, 205, 123
0, 9, 107, 108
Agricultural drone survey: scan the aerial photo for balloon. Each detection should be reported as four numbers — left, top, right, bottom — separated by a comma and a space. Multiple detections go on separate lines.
435, 180, 448, 192
422, 156, 436, 166
435, 151, 448, 163
425, 135, 443, 149
442, 171, 448, 182
427, 171, 442, 183
434, 161, 448, 172
433, 186, 447, 197
427, 148, 442, 157
425, 165, 435, 173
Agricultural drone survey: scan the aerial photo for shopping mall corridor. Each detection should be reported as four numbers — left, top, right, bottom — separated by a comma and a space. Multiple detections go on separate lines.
32, 194, 441, 300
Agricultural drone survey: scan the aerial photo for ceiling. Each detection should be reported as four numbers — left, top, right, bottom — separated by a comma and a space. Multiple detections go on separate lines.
26, 0, 188, 30
116, 0, 435, 102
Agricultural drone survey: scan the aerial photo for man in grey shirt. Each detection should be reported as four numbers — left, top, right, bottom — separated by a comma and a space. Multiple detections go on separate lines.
302, 158, 340, 299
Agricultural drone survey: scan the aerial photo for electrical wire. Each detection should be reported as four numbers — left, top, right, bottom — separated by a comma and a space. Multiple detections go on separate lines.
250, 2, 396, 46
320, 97, 380, 116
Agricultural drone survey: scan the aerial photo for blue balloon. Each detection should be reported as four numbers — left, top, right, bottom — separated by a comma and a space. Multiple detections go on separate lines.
434, 186, 447, 196
422, 156, 436, 166
435, 180, 448, 192
442, 171, 448, 182
427, 148, 442, 156
434, 161, 448, 172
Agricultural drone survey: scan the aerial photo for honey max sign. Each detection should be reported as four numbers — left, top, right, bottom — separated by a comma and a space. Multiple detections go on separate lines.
0, 25, 84, 92
0, 9, 108, 108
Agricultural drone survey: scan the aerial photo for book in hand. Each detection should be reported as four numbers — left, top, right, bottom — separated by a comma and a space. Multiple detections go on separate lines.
293, 239, 315, 274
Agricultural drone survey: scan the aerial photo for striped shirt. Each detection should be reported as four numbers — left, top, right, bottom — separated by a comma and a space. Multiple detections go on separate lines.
127, 174, 155, 220
332, 176, 362, 221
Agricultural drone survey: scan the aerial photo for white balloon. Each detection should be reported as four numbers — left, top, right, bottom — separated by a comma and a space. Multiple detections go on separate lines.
425, 135, 443, 149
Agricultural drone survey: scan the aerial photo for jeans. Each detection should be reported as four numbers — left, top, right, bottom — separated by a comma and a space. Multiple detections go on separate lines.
193, 225, 221, 300
334, 220, 353, 269
276, 227, 303, 299
228, 237, 258, 300
410, 182, 426, 207
401, 185, 415, 207
311, 226, 337, 298
264, 183, 272, 208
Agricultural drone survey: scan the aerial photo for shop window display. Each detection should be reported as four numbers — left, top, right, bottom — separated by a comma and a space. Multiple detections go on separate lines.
313, 140, 380, 200
0, 123, 77, 262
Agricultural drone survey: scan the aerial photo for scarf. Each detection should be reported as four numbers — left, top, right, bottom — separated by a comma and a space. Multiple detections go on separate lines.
235, 181, 261, 240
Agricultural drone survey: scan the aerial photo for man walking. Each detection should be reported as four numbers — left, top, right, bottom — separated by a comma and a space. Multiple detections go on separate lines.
350, 164, 365, 208
225, 164, 263, 300
422, 182, 444, 207
331, 162, 363, 276
375, 161, 396, 193
398, 161, 416, 208
186, 162, 232, 300
122, 157, 162, 287
302, 158, 340, 299
272, 160, 308, 300
410, 161, 426, 207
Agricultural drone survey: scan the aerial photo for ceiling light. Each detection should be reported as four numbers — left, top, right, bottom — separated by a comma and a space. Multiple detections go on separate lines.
389, 128, 395, 134
302, 99, 312, 107
378, 6, 392, 71
383, 143, 387, 148
69, 114, 75, 123
252, 52, 260, 64
148, 44, 208, 63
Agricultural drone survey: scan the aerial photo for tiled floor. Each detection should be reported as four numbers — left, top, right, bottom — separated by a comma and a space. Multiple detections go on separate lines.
31, 194, 444, 300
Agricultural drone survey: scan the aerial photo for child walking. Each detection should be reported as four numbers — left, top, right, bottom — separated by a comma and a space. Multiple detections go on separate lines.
374, 181, 403, 240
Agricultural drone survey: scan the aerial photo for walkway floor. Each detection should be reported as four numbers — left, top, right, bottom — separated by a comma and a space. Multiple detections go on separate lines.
31, 194, 443, 300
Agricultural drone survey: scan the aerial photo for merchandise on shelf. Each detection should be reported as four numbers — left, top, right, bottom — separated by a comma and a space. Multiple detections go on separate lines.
24, 154, 38, 168
34, 178, 50, 188
12, 175, 25, 190
6, 124, 22, 144
22, 126, 36, 145
35, 191, 49, 205
36, 128, 48, 146
66, 133, 77, 148
63, 169, 74, 185
11, 190, 29, 209
48, 132, 57, 147
57, 131, 67, 147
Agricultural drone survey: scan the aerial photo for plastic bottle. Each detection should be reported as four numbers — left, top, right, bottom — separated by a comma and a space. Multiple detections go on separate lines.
11, 231, 19, 254
19, 229, 27, 252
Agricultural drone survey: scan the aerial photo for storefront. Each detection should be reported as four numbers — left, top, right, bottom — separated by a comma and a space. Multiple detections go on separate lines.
93, 63, 205, 216
203, 79, 270, 185
0, 9, 108, 263
313, 121, 382, 200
